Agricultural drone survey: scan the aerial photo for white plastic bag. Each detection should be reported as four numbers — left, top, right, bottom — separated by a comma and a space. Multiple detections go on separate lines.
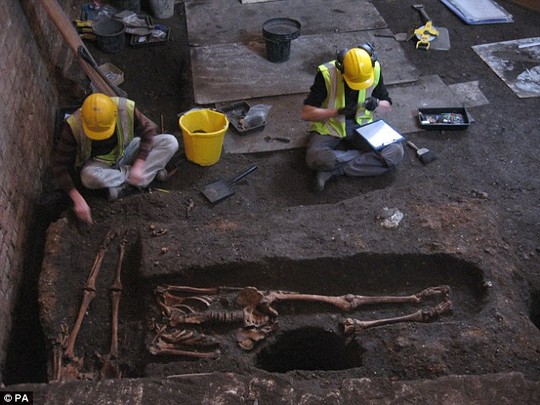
242, 104, 272, 128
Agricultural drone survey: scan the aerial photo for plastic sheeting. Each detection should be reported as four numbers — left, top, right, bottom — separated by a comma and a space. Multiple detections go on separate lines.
440, 0, 513, 24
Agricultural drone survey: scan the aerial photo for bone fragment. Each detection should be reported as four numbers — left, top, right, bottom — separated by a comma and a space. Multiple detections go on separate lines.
159, 291, 214, 308
156, 285, 221, 295
168, 309, 245, 326
64, 230, 116, 360
97, 232, 128, 379
52, 344, 63, 381
159, 329, 219, 347
167, 372, 214, 378
242, 307, 270, 327
109, 232, 127, 358
235, 323, 279, 350
342, 300, 453, 335
258, 285, 451, 316
149, 342, 219, 359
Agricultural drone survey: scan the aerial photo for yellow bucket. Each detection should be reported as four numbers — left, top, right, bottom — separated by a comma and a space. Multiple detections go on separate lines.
179, 109, 229, 166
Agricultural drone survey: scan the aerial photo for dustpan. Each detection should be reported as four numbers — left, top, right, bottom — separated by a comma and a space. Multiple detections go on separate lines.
201, 165, 258, 203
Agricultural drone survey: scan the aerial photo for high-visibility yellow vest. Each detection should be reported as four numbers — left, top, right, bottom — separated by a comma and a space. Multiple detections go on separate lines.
67, 97, 135, 167
309, 61, 381, 138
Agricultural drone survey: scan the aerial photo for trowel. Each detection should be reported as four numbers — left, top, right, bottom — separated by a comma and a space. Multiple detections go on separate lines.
374, 31, 415, 42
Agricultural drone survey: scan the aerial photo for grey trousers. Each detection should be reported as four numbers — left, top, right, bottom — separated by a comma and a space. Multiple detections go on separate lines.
305, 122, 404, 177
81, 134, 179, 189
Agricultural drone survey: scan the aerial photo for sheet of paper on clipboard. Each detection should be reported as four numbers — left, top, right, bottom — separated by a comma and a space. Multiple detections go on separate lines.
354, 119, 405, 151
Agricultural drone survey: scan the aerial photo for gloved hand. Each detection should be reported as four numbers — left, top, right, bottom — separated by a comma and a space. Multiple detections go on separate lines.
338, 103, 357, 116
363, 97, 379, 111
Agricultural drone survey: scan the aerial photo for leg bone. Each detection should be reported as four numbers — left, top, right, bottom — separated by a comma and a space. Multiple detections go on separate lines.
342, 300, 453, 335
97, 232, 127, 379
64, 230, 116, 360
108, 232, 127, 359
258, 285, 451, 316
149, 341, 219, 359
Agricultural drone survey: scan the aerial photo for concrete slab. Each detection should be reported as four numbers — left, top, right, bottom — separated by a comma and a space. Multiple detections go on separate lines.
472, 37, 540, 98
191, 30, 420, 104
384, 74, 467, 135
184, 0, 387, 46
449, 81, 490, 108
220, 94, 310, 154
222, 75, 462, 155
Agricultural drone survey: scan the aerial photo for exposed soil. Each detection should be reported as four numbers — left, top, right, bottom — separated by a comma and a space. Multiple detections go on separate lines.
9, 0, 540, 402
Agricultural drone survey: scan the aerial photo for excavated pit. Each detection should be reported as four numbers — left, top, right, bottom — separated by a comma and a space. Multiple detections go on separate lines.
139, 254, 486, 379
41, 236, 496, 381
255, 327, 364, 372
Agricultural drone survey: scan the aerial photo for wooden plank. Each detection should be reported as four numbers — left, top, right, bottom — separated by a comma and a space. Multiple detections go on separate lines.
507, 0, 540, 12
240, 0, 282, 4
220, 94, 310, 154
184, 0, 387, 46
39, 0, 118, 97
191, 30, 420, 105
221, 75, 462, 155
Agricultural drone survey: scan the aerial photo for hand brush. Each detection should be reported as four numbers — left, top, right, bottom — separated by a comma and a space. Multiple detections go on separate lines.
407, 141, 437, 165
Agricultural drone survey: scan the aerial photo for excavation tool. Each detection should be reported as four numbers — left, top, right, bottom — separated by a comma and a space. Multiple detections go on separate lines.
77, 46, 127, 97
374, 31, 414, 42
201, 165, 258, 203
39, 0, 119, 96
412, 4, 451, 51
264, 136, 291, 143
407, 141, 438, 165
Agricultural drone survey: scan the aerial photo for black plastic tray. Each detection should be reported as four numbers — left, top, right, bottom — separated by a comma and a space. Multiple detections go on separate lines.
130, 25, 171, 47
418, 107, 470, 130
220, 101, 266, 135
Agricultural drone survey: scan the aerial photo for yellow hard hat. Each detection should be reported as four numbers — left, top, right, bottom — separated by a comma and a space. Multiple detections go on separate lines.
342, 48, 375, 90
81, 93, 118, 140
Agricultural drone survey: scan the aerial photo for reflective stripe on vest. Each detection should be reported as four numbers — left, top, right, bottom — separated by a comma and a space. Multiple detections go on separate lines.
310, 61, 381, 138
67, 97, 135, 167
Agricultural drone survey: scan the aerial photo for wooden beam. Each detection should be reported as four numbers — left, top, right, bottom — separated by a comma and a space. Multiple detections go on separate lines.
39, 0, 119, 97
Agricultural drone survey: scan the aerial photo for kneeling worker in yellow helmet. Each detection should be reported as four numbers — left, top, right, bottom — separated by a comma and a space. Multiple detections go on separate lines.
52, 93, 179, 224
301, 44, 404, 192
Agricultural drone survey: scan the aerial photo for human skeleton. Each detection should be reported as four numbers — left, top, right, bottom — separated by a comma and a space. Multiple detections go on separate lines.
53, 229, 452, 380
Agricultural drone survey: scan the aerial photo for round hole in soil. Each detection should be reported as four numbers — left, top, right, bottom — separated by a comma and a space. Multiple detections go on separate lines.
256, 327, 362, 373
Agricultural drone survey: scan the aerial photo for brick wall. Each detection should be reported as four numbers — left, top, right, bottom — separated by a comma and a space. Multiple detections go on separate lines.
0, 0, 78, 381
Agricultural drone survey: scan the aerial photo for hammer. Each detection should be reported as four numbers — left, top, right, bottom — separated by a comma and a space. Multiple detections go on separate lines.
407, 141, 437, 165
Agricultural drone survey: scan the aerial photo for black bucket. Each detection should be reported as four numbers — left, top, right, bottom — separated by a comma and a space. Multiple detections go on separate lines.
93, 18, 126, 54
262, 18, 301, 63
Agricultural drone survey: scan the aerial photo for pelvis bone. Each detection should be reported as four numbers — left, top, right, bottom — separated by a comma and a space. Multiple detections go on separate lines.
150, 285, 452, 357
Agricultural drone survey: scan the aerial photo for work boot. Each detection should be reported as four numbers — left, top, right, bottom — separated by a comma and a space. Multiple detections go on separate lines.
314, 171, 336, 193
107, 183, 134, 201
155, 169, 168, 182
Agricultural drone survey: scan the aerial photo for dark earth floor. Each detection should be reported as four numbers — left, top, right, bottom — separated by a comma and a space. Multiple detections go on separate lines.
3, 0, 540, 403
